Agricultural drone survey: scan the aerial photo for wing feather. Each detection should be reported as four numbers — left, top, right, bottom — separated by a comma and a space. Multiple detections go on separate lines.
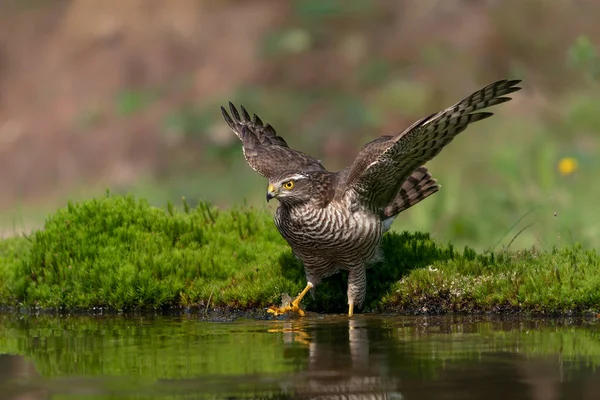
344, 79, 522, 207
221, 103, 325, 179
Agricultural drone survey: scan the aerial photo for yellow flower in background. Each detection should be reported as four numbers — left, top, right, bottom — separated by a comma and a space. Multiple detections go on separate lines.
558, 157, 578, 176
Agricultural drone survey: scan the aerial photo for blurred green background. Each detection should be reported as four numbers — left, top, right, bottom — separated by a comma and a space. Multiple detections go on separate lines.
0, 0, 598, 251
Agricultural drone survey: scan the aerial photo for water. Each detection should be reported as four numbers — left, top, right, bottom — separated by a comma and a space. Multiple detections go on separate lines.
0, 313, 598, 400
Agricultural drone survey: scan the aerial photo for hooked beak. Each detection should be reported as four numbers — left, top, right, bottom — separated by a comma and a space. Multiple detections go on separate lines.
266, 184, 276, 202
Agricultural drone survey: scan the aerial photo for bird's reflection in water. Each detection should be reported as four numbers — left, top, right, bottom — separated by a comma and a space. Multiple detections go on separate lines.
270, 316, 402, 399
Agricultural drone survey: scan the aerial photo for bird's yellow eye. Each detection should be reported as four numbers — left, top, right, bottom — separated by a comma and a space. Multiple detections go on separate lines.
283, 180, 295, 190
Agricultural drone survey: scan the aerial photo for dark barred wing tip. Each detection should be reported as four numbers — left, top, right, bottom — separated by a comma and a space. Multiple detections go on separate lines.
476, 111, 494, 120
223, 102, 267, 129
228, 102, 241, 122
240, 105, 251, 122
479, 79, 521, 100
497, 79, 522, 95
493, 97, 513, 105
221, 105, 236, 131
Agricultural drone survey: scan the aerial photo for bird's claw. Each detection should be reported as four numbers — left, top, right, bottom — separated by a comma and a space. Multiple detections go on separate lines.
267, 300, 306, 317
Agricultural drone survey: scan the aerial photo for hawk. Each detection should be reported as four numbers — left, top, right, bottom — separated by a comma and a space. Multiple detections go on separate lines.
221, 79, 521, 316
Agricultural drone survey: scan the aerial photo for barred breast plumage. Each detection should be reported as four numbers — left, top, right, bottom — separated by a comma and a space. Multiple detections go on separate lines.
221, 79, 522, 316
275, 194, 383, 308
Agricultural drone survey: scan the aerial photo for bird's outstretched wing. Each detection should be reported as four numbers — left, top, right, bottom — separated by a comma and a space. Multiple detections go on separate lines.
221, 103, 325, 179
343, 79, 522, 207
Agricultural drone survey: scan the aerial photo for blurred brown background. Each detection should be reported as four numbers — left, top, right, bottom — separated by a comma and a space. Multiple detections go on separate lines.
0, 0, 598, 250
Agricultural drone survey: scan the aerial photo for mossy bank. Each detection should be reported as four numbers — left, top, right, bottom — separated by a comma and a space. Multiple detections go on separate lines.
0, 194, 599, 315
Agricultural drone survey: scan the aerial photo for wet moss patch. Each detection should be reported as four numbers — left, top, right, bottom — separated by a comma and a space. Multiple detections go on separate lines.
0, 194, 598, 315
381, 245, 600, 315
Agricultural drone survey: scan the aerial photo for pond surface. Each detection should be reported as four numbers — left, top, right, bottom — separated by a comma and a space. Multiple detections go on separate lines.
0, 313, 598, 399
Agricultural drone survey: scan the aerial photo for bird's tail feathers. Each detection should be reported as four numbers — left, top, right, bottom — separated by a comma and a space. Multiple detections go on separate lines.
381, 167, 440, 230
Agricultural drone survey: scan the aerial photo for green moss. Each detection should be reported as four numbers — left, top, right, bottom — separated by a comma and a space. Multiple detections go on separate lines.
0, 236, 31, 305
0, 193, 599, 314
382, 245, 600, 314
3, 194, 298, 310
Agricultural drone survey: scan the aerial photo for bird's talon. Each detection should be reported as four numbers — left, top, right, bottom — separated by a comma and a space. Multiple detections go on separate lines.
267, 303, 305, 317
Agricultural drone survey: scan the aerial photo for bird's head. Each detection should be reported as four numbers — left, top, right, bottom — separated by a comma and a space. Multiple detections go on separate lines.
266, 172, 312, 204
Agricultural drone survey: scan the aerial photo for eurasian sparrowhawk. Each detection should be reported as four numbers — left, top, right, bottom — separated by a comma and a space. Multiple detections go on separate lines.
221, 79, 521, 316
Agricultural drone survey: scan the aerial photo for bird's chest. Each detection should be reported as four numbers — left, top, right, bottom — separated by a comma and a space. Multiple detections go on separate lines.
274, 200, 381, 254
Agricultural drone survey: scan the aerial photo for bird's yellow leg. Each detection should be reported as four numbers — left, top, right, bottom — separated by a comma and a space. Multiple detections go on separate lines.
268, 282, 313, 316
348, 303, 354, 317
